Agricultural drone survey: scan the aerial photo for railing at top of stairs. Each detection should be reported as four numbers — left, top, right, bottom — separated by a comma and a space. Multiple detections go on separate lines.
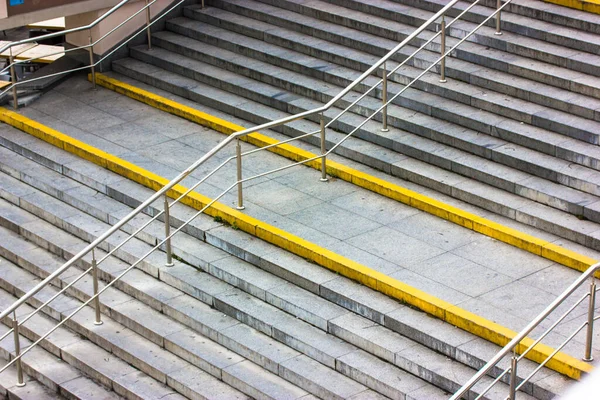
1, 1, 575, 397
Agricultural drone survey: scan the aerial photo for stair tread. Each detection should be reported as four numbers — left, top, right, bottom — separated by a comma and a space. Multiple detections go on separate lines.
201, 0, 600, 94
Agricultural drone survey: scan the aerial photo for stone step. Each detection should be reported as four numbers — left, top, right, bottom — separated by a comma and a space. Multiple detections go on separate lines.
168, 7, 600, 133
115, 49, 600, 245
249, 0, 600, 120
189, 1, 600, 143
0, 123, 568, 399
0, 286, 196, 400
0, 165, 460, 400
0, 244, 309, 400
0, 368, 67, 400
0, 171, 465, 400
392, 0, 600, 54
406, 0, 600, 35
199, 0, 600, 99
0, 322, 123, 400
164, 9, 600, 190
309, 0, 600, 69
146, 29, 600, 214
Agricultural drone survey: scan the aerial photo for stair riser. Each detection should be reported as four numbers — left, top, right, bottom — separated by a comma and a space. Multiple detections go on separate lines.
401, 0, 600, 34
204, 0, 600, 96
181, 7, 600, 145
270, 0, 600, 79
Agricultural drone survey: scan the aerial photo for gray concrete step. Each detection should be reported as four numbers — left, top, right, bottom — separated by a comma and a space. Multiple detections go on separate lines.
188, 1, 600, 141
155, 19, 600, 159
0, 171, 457, 399
406, 0, 600, 35
168, 9, 600, 127
114, 49, 600, 246
0, 159, 453, 400
0, 228, 308, 400
0, 286, 194, 400
0, 125, 569, 399
199, 0, 600, 98
309, 0, 600, 69
395, 0, 600, 54
0, 321, 123, 400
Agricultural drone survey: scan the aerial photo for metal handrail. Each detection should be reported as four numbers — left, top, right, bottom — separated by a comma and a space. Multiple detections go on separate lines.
0, 0, 467, 322
451, 263, 600, 400
0, 0, 539, 389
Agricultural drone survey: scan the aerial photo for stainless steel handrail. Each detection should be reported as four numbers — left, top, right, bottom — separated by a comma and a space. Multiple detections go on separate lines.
0, 0, 465, 322
0, 0, 537, 389
451, 263, 600, 400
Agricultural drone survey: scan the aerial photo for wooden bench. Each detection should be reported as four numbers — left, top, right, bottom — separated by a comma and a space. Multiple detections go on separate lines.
26, 17, 66, 32
0, 40, 64, 64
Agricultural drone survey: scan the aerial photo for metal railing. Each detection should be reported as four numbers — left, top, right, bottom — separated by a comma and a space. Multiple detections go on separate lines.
0, 0, 203, 109
0, 0, 529, 389
451, 263, 600, 400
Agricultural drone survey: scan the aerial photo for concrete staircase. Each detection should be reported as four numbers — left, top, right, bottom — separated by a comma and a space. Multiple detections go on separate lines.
110, 0, 600, 251
0, 118, 572, 398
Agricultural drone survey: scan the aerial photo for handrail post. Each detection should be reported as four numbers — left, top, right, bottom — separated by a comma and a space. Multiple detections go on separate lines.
201, 0, 205, 8
584, 277, 596, 361
145, 0, 152, 50
508, 352, 518, 400
164, 196, 174, 267
91, 250, 103, 325
236, 139, 245, 210
495, 0, 503, 35
439, 15, 447, 83
88, 33, 96, 89
381, 62, 389, 132
12, 312, 25, 387
319, 113, 328, 182
9, 48, 18, 110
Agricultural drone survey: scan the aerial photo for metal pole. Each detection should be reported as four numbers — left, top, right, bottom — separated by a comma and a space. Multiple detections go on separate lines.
9, 49, 17, 110
440, 16, 447, 83
320, 114, 328, 182
508, 354, 518, 400
584, 278, 596, 361
201, 0, 205, 8
381, 62, 389, 132
91, 250, 103, 325
495, 0, 502, 35
236, 139, 245, 210
145, 0, 152, 50
164, 196, 174, 267
12, 312, 24, 387
88, 33, 96, 89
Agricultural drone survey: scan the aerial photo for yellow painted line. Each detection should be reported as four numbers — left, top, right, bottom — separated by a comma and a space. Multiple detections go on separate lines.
543, 0, 600, 14
0, 105, 593, 380
92, 73, 598, 274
